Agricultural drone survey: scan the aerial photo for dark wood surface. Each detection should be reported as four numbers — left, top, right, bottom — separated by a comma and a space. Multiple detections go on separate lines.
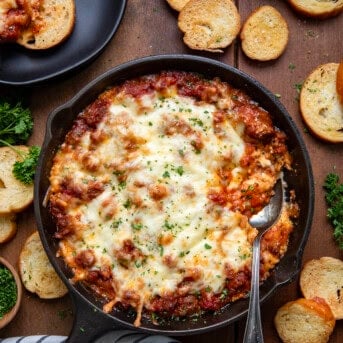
0, 1, 342, 342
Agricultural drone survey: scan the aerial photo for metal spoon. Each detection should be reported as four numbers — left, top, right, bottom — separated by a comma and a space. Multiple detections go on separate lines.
243, 178, 284, 343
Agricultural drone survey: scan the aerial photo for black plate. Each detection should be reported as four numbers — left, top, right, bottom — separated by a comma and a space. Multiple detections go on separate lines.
0, 0, 126, 86
35, 55, 314, 341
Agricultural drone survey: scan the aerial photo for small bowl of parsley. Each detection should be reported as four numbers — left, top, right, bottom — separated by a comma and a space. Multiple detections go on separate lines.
0, 257, 22, 329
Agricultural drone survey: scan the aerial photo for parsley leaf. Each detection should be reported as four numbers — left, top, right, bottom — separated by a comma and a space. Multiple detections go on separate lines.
0, 99, 40, 184
12, 146, 41, 185
0, 100, 33, 145
323, 173, 343, 250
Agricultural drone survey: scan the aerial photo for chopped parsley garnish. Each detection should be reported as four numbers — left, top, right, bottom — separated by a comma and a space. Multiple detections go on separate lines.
163, 220, 174, 230
0, 265, 17, 319
220, 288, 228, 300
111, 218, 122, 229
131, 222, 143, 231
288, 63, 296, 71
204, 243, 212, 249
176, 166, 184, 176
189, 117, 204, 127
162, 171, 170, 178
293, 82, 303, 94
323, 173, 343, 249
123, 199, 132, 209
118, 181, 127, 190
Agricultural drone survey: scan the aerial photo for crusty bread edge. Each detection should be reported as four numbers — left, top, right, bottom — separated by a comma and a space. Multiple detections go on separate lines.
299, 257, 343, 320
0, 145, 34, 215
274, 297, 336, 343
17, 0, 76, 50
19, 231, 68, 299
0, 214, 17, 244
177, 0, 241, 53
336, 60, 343, 105
287, 0, 343, 19
240, 5, 289, 61
299, 63, 343, 144
166, 0, 189, 12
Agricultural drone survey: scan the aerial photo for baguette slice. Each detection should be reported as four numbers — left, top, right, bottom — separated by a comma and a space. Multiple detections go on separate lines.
17, 0, 76, 50
274, 297, 336, 343
300, 257, 343, 320
0, 214, 17, 244
19, 231, 68, 299
300, 63, 343, 143
336, 60, 343, 105
0, 146, 34, 215
166, 0, 190, 12
240, 6, 289, 61
178, 0, 240, 53
288, 0, 343, 19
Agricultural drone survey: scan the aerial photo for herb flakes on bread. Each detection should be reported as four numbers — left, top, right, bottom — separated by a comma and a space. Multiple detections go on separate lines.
300, 63, 343, 143
288, 0, 343, 19
178, 0, 240, 53
17, 0, 75, 50
19, 231, 68, 299
300, 257, 343, 320
240, 6, 289, 61
274, 297, 336, 343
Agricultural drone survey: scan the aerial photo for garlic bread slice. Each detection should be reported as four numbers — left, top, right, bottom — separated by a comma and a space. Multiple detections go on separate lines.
0, 146, 34, 215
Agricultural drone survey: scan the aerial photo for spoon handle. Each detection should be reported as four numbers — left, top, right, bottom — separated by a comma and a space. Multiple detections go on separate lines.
243, 238, 264, 343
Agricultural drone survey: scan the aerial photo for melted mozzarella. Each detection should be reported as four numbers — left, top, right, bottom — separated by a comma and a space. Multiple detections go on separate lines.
0, 0, 17, 13
67, 92, 251, 300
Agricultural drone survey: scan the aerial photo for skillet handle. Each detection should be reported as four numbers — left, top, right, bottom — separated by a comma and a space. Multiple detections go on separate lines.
66, 293, 180, 343
66, 292, 123, 343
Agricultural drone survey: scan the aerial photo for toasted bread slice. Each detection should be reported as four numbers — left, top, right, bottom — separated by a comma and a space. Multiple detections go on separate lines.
274, 297, 336, 343
300, 63, 343, 143
178, 0, 240, 52
19, 231, 68, 299
0, 146, 34, 215
288, 0, 343, 19
166, 0, 190, 12
0, 214, 17, 244
336, 60, 343, 105
17, 0, 75, 50
300, 257, 343, 320
240, 6, 289, 61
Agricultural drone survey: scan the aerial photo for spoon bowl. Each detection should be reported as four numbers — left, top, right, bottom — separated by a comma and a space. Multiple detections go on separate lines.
243, 178, 284, 343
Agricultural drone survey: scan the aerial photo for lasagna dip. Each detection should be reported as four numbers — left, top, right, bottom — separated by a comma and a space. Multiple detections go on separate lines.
49, 71, 299, 326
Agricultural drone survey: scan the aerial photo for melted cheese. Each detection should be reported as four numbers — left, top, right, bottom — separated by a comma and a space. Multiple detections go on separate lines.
68, 93, 249, 300
59, 94, 250, 299
0, 0, 17, 32
0, 0, 18, 14
50, 75, 297, 327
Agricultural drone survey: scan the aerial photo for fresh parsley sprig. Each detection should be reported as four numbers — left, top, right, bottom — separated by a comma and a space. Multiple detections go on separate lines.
12, 145, 41, 184
323, 173, 343, 250
0, 100, 33, 145
0, 100, 40, 184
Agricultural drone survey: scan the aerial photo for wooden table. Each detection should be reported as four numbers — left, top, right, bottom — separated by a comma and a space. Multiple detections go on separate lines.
1, 1, 342, 342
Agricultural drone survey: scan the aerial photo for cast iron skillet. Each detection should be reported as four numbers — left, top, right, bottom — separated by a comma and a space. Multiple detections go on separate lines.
34, 55, 314, 342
